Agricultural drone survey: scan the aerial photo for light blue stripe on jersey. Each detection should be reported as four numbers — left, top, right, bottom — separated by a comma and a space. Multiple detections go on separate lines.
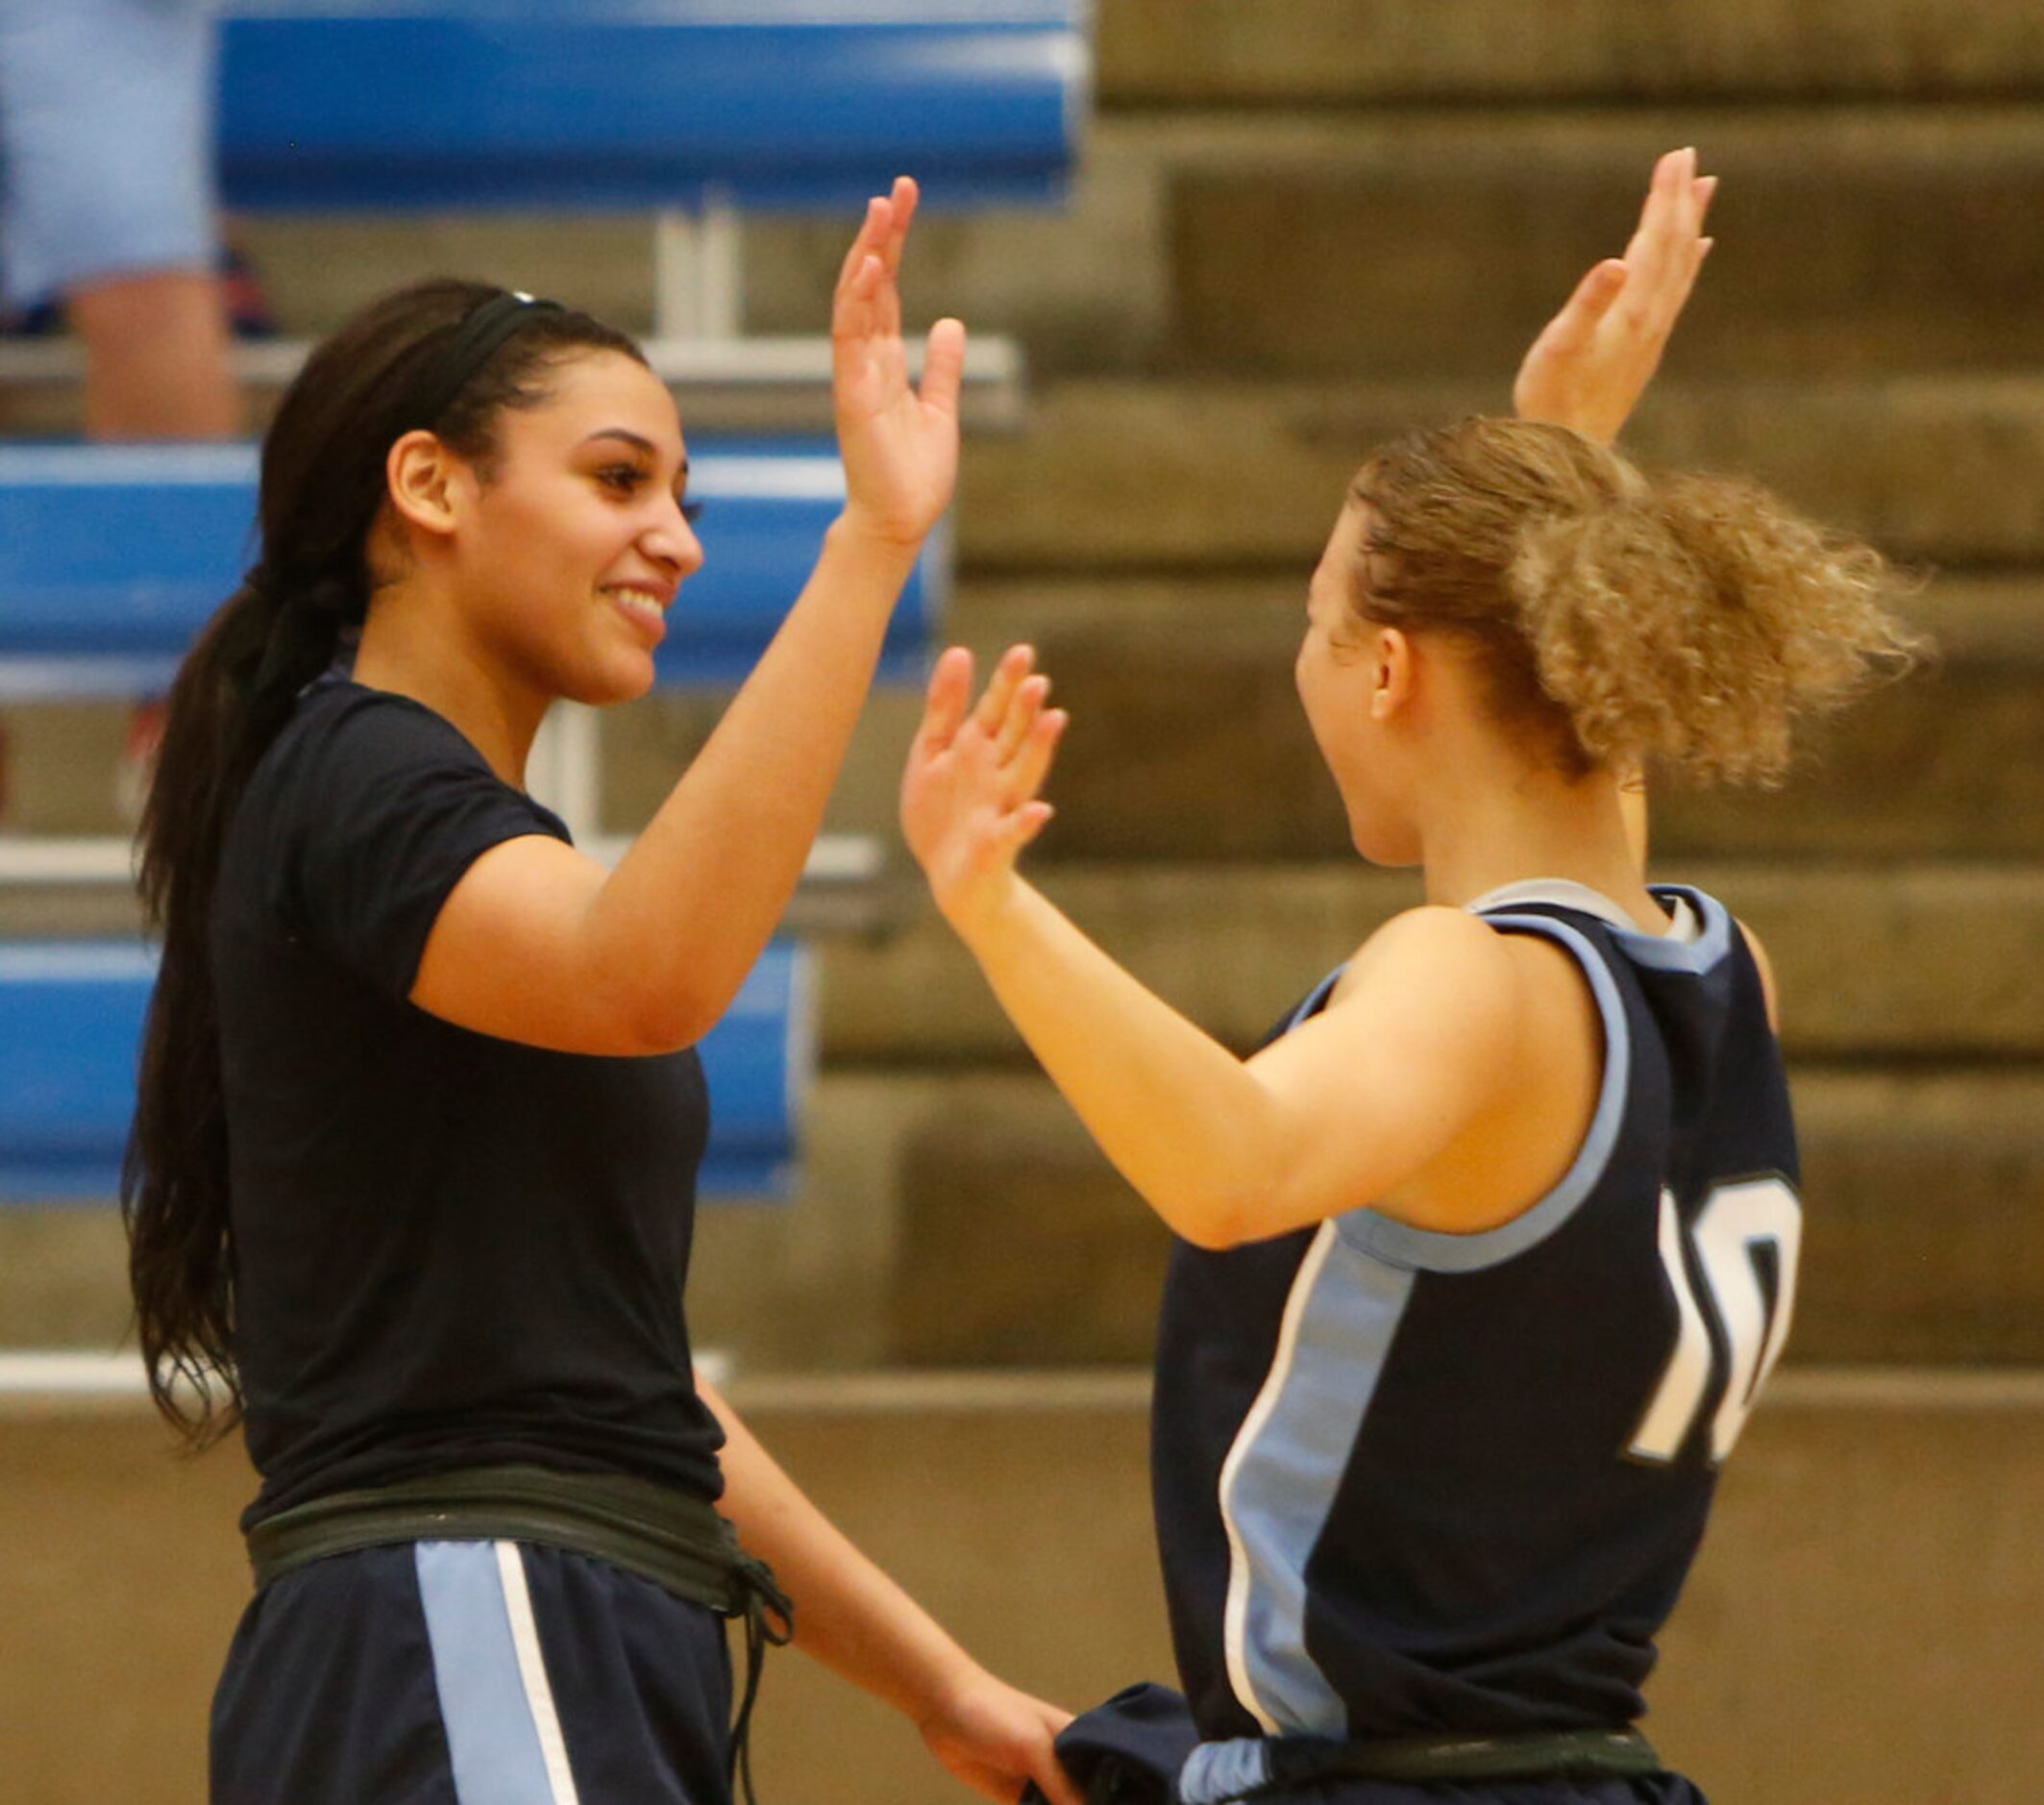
1223, 1224, 1416, 1736
415, 1541, 561, 1805
1623, 885, 1734, 974
1341, 913, 1631, 1276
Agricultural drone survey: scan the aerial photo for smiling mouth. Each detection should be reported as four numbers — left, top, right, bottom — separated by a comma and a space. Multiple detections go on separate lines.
601, 584, 669, 638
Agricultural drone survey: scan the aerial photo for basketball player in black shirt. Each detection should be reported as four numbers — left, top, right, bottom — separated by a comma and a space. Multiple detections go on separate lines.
127, 181, 1079, 1805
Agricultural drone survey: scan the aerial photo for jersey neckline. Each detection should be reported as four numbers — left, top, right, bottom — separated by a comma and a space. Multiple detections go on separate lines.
1465, 878, 1702, 945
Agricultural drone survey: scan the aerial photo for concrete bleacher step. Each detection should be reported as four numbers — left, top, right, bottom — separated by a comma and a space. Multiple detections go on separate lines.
815, 860, 2044, 1063
1096, 0, 2044, 104
1159, 110, 2044, 380
943, 573, 2044, 861
744, 107, 2044, 383
5, 1373, 2042, 1804
10, 107, 2033, 432
953, 375, 2044, 570
840, 1069, 2044, 1368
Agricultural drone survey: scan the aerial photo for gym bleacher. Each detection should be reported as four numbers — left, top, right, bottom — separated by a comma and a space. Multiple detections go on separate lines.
7, 4, 2044, 1802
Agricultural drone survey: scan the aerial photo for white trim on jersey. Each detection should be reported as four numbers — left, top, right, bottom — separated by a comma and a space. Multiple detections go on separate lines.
1216, 1218, 1339, 1735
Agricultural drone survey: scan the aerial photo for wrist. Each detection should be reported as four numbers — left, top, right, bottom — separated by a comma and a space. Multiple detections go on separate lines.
828, 506, 928, 564
941, 868, 1029, 949
907, 1647, 992, 1734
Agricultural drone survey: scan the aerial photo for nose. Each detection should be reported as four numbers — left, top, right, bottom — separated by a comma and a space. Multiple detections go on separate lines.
646, 491, 705, 579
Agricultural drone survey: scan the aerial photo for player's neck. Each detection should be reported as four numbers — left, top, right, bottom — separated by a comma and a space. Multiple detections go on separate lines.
352, 585, 549, 789
1417, 763, 1661, 928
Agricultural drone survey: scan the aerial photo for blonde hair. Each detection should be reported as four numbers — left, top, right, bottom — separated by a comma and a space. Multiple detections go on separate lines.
1346, 416, 1925, 785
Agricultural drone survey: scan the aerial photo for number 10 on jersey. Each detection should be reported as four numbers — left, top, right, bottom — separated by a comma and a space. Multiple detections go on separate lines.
1631, 1175, 1803, 1466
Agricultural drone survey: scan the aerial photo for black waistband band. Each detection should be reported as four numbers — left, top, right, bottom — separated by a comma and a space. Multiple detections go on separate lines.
1259, 1725, 1661, 1791
245, 1465, 793, 1804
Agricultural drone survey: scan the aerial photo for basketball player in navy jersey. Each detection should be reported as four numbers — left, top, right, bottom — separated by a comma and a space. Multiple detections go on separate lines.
899, 150, 1923, 1803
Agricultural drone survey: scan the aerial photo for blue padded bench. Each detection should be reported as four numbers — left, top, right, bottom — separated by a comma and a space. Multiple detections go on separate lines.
0, 2, 1090, 415
0, 439, 940, 701
215, 1, 1089, 214
0, 937, 813, 1203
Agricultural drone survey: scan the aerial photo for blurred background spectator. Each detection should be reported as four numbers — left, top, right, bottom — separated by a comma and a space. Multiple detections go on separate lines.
0, 0, 240, 439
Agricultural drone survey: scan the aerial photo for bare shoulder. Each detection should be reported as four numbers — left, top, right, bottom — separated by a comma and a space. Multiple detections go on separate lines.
1342, 902, 1520, 979
1329, 904, 1529, 1031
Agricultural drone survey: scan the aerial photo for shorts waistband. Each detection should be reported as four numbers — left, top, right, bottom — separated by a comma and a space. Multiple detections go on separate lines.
1179, 1725, 1662, 1801
246, 1464, 793, 1805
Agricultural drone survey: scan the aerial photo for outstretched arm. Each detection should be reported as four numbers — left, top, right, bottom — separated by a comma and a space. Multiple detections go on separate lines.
1513, 145, 1715, 447
416, 180, 967, 1054
900, 652, 1527, 1251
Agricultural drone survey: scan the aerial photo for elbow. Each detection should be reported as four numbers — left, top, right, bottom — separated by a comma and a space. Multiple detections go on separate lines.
615, 984, 721, 1057
1163, 1187, 1260, 1253
1161, 1134, 1311, 1251
1175, 1218, 1247, 1253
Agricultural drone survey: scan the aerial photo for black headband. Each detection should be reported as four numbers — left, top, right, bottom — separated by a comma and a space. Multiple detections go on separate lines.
404, 289, 566, 431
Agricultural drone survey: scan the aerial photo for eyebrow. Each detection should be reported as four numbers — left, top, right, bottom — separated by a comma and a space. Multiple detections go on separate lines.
579, 429, 687, 477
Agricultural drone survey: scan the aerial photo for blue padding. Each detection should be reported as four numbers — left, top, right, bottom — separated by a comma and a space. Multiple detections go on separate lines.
0, 440, 940, 695
0, 937, 812, 1203
216, 4, 1088, 212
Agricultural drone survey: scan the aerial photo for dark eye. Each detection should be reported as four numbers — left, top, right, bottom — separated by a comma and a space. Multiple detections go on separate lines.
679, 498, 704, 525
599, 464, 645, 494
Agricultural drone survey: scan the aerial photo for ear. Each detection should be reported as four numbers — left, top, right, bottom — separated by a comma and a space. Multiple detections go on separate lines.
385, 430, 467, 540
1369, 626, 1416, 720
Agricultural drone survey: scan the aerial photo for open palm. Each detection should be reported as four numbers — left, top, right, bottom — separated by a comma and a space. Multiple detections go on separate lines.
901, 645, 1066, 930
832, 176, 967, 545
1514, 146, 1716, 445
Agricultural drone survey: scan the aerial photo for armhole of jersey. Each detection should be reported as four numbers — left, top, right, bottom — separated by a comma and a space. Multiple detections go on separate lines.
1335, 913, 1632, 1274
1286, 965, 1347, 1032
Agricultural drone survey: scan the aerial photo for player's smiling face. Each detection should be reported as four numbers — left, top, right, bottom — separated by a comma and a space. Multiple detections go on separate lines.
1297, 499, 1424, 866
449, 348, 702, 705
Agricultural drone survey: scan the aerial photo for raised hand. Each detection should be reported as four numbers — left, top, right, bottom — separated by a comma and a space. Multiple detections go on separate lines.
900, 644, 1067, 930
1513, 146, 1717, 445
832, 175, 968, 547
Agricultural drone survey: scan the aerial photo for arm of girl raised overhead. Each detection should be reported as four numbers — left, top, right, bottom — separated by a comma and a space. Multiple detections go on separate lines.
899, 648, 1537, 1252
1513, 144, 1717, 865
1513, 145, 1715, 448
413, 179, 966, 1053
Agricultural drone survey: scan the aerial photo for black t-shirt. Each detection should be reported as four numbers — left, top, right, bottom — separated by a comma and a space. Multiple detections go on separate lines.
212, 677, 724, 1526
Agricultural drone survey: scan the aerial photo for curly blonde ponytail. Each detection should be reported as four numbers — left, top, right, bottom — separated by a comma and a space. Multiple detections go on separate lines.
1351, 418, 1925, 785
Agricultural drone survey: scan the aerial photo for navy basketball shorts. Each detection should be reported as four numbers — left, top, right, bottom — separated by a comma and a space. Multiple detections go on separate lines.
1251, 1778, 1708, 1805
211, 1539, 734, 1805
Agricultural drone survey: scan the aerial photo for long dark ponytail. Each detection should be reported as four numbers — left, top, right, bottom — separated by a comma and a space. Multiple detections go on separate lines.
125, 279, 645, 1442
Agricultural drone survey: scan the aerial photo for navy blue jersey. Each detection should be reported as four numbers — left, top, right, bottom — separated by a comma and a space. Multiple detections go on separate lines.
1152, 882, 1800, 1745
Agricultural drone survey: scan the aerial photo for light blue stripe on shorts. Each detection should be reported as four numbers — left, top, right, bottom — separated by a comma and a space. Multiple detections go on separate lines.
415, 1540, 579, 1805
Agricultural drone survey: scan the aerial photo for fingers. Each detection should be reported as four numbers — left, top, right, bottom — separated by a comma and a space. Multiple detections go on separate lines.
915, 646, 974, 758
1625, 147, 1716, 335
921, 316, 968, 420
833, 175, 919, 343
1687, 173, 1719, 284
1541, 258, 1629, 358
1026, 1739, 1083, 1805
952, 640, 1068, 806
834, 194, 892, 306
1005, 706, 1068, 809
971, 644, 1035, 738
876, 175, 919, 280
992, 673, 1048, 762
997, 798, 1056, 860
1622, 147, 1693, 307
